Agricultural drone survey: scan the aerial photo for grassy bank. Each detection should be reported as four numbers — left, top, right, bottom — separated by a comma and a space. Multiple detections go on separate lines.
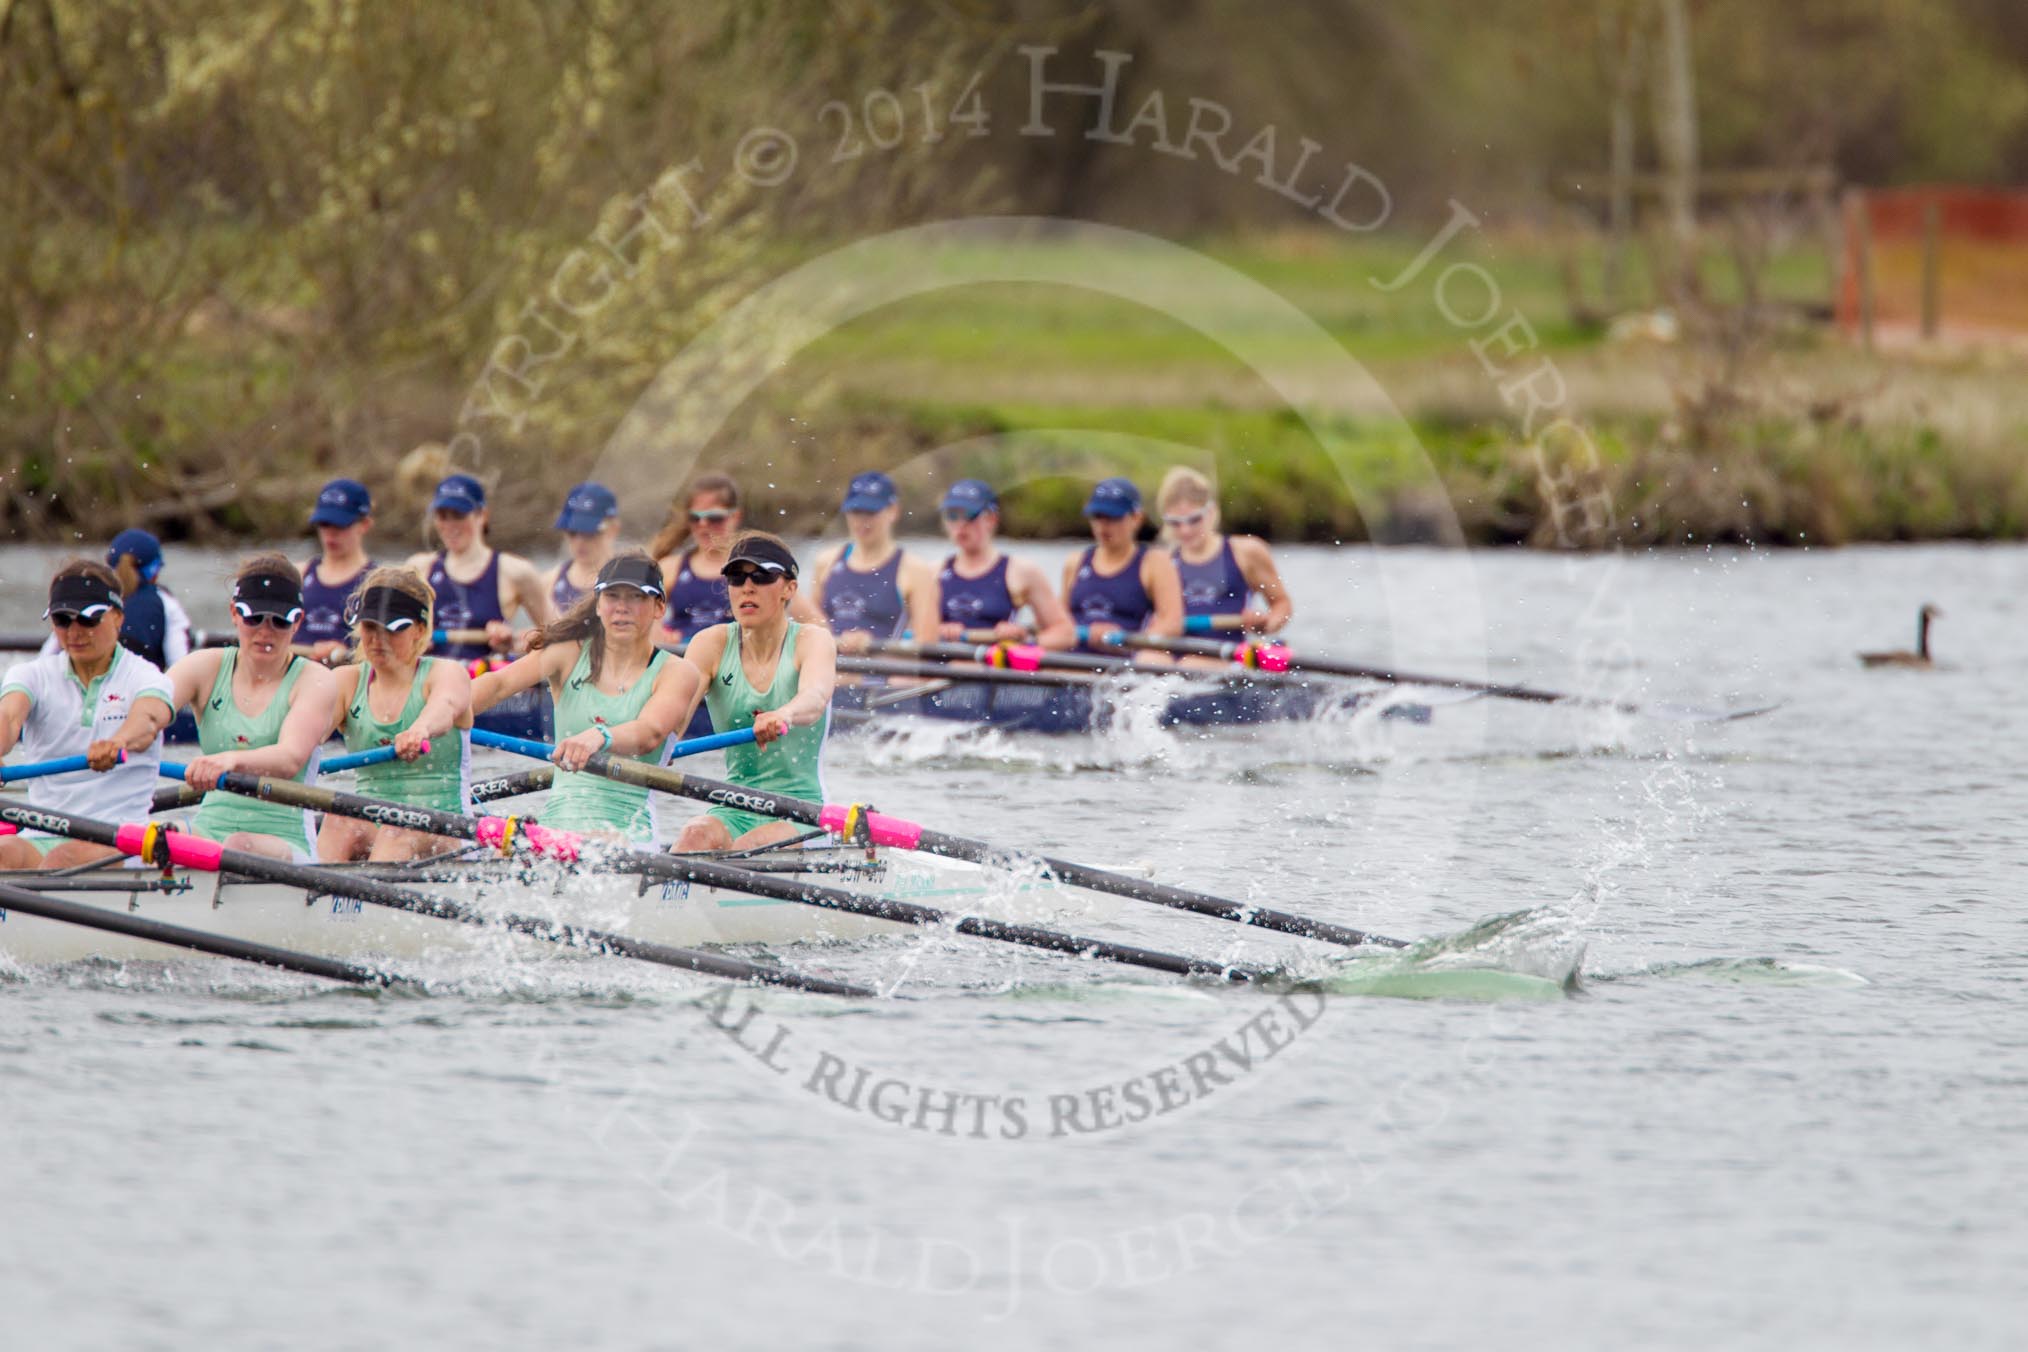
8, 226, 2025, 548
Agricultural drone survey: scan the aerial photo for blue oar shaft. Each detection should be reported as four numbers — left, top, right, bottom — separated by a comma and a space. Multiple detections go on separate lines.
319, 744, 405, 774
472, 726, 757, 761
0, 752, 124, 783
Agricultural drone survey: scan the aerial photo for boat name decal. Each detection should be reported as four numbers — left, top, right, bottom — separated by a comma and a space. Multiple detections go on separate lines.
3, 809, 74, 834
708, 788, 778, 812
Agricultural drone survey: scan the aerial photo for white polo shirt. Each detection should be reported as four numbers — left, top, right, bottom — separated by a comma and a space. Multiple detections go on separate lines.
1, 646, 171, 828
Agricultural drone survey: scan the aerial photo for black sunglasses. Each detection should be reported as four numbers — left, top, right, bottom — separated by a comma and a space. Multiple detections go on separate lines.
49, 610, 108, 630
723, 564, 787, 587
234, 604, 302, 631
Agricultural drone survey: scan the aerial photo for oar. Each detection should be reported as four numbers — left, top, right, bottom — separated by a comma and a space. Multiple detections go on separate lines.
193, 769, 1265, 983
2, 751, 127, 783
319, 743, 422, 775
473, 733, 1404, 950
1184, 615, 1249, 635
472, 726, 758, 763
840, 655, 1100, 689
14, 792, 869, 999
884, 637, 1340, 693
0, 878, 397, 984
1100, 632, 1778, 723
152, 762, 548, 816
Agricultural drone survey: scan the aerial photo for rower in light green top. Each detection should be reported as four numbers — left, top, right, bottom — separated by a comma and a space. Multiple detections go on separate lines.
163, 555, 339, 862
318, 568, 476, 863
541, 643, 675, 842
472, 550, 700, 846
677, 531, 838, 852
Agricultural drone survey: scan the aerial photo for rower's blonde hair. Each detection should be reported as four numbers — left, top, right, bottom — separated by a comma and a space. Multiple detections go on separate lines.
348, 567, 435, 649
1156, 466, 1220, 542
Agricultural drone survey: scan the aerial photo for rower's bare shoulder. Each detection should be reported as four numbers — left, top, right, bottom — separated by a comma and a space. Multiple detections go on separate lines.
1230, 534, 1278, 568
401, 550, 435, 574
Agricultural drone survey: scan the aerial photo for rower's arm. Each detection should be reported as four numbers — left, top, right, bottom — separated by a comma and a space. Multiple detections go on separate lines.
801, 547, 840, 624
163, 650, 225, 717
506, 555, 557, 629
778, 625, 837, 727
215, 663, 339, 780
609, 659, 703, 757
1141, 550, 1186, 639
111, 694, 173, 756
472, 643, 570, 714
1014, 560, 1077, 650
415, 659, 475, 739
0, 689, 31, 757
1233, 535, 1293, 634
900, 556, 942, 643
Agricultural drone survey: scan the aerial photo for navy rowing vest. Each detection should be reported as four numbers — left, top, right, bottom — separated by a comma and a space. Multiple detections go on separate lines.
1068, 547, 1153, 632
1175, 537, 1249, 618
662, 552, 732, 637
551, 566, 589, 615
938, 554, 1014, 629
426, 550, 504, 662
823, 546, 906, 637
117, 583, 170, 669
301, 558, 373, 647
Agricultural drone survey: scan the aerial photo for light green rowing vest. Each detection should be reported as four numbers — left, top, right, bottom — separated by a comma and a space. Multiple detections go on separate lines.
705, 622, 828, 803
190, 649, 318, 853
539, 644, 672, 844
343, 658, 471, 813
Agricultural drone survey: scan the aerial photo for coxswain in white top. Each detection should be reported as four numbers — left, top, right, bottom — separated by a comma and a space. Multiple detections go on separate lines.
0, 562, 174, 870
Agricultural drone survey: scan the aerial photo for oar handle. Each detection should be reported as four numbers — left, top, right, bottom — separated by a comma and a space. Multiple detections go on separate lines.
0, 751, 126, 783
320, 742, 426, 774
472, 726, 758, 761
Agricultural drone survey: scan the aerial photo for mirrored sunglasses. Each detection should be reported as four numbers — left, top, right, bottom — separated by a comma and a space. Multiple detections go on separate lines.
49, 608, 110, 630
941, 507, 985, 524
233, 602, 303, 630
1162, 509, 1209, 528
688, 509, 735, 524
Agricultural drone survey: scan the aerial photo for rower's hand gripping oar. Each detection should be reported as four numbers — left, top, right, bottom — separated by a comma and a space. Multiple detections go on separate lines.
473, 729, 1406, 950
184, 765, 1268, 984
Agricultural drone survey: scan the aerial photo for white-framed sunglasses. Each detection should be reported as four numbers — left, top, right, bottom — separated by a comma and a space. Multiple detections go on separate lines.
1162, 509, 1209, 528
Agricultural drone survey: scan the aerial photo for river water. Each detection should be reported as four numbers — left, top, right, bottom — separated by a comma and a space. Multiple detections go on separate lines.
1, 538, 2020, 1350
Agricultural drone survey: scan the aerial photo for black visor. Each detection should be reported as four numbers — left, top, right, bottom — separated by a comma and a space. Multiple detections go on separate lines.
724, 536, 798, 579
593, 556, 666, 599
352, 585, 430, 632
44, 572, 122, 620
232, 571, 306, 622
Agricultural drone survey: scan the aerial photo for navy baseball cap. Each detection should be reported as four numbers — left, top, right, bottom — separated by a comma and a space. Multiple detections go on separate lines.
841, 471, 898, 513
106, 528, 164, 573
940, 479, 998, 517
310, 478, 373, 527
1083, 477, 1142, 518
554, 481, 619, 533
431, 473, 486, 514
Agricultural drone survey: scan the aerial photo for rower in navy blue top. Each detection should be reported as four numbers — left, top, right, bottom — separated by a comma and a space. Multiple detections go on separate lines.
104, 529, 193, 671
808, 470, 937, 653
934, 479, 1076, 647
403, 473, 554, 665
543, 481, 620, 614
651, 472, 745, 642
1062, 477, 1184, 654
1157, 465, 1293, 634
301, 477, 376, 661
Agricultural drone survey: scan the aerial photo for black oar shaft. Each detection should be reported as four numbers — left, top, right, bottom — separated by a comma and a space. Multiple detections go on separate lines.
227, 774, 1258, 983
0, 880, 391, 984
0, 799, 869, 998
470, 767, 556, 803
585, 758, 1405, 950
839, 655, 1098, 688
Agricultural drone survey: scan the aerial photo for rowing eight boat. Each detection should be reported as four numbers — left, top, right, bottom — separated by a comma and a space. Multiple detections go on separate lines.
0, 843, 1084, 966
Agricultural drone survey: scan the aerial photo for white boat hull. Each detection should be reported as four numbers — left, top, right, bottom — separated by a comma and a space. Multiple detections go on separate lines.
0, 849, 1075, 967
